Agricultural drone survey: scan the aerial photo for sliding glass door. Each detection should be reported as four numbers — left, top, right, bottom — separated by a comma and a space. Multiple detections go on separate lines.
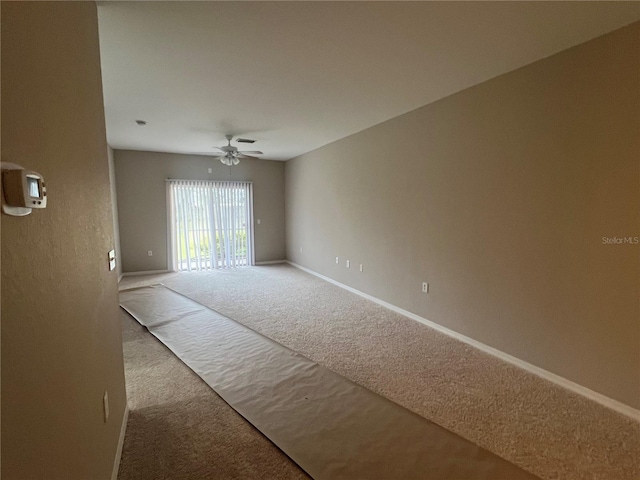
168, 180, 254, 271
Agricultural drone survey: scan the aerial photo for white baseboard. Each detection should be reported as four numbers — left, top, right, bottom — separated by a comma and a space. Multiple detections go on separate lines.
286, 261, 639, 420
255, 260, 287, 265
121, 269, 170, 277
111, 405, 129, 480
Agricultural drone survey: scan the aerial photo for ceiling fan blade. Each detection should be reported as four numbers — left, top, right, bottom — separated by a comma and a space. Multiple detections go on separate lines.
238, 151, 263, 155
238, 154, 259, 160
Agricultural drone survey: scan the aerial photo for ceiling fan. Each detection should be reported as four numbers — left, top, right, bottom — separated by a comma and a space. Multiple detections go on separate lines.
213, 135, 263, 166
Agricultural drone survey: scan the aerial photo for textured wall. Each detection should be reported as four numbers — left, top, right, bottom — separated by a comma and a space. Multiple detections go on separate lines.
285, 23, 640, 409
114, 150, 286, 272
1, 3, 127, 478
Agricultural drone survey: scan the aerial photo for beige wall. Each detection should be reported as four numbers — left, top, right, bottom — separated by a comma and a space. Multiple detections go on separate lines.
285, 23, 640, 409
114, 150, 286, 272
107, 146, 123, 279
1, 2, 127, 478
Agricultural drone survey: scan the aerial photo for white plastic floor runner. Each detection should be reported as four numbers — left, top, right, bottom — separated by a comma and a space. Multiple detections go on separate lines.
120, 284, 538, 480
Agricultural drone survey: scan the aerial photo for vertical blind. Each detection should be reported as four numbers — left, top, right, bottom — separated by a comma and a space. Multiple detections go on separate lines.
168, 180, 253, 271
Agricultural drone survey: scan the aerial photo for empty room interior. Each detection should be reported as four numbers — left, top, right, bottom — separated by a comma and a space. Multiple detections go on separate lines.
2, 1, 639, 479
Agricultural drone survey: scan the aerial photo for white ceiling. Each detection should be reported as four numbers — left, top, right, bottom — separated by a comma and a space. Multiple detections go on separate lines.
97, 1, 640, 161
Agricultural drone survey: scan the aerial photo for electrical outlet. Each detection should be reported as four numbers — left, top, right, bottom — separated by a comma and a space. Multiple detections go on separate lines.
103, 391, 109, 423
208, 167, 212, 173
346, 260, 350, 268
257, 218, 261, 225
300, 247, 303, 253
335, 256, 339, 264
359, 264, 363, 272
422, 282, 429, 293
148, 250, 153, 257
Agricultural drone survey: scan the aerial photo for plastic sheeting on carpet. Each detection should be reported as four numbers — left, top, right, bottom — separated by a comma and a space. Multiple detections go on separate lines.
119, 284, 539, 480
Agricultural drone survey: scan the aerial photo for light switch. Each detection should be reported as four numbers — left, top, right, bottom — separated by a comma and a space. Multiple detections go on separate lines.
103, 391, 109, 423
257, 218, 261, 225
108, 249, 116, 271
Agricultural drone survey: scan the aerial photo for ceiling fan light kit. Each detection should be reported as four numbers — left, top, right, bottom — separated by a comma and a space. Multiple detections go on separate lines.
214, 134, 263, 166
220, 153, 240, 166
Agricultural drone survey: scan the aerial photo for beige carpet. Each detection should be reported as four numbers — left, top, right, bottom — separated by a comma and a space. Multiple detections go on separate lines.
118, 265, 639, 480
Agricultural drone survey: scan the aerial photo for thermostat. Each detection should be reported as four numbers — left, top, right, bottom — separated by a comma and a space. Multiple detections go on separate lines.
1, 165, 47, 216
